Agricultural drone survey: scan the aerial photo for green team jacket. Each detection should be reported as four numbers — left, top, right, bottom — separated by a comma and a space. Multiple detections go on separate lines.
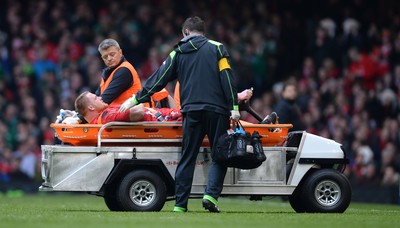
135, 34, 238, 115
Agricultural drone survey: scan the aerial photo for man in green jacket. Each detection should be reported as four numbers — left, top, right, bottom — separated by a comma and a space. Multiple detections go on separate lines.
119, 16, 240, 213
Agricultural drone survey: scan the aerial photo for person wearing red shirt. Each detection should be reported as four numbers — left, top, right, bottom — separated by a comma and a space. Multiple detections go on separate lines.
74, 91, 181, 124
348, 47, 380, 91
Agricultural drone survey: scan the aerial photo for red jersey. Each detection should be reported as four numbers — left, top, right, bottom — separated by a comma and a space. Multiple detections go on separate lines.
90, 106, 182, 124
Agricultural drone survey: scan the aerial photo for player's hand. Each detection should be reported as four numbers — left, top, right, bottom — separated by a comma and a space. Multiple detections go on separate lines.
230, 110, 240, 121
118, 95, 137, 112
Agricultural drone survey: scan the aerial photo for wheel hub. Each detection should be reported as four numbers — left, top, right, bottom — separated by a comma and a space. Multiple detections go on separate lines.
315, 180, 341, 207
129, 180, 156, 206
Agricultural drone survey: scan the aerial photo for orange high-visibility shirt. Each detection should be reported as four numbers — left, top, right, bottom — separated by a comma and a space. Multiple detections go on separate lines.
99, 61, 142, 106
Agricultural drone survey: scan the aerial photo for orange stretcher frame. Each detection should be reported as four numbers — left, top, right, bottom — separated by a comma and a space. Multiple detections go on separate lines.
51, 121, 292, 147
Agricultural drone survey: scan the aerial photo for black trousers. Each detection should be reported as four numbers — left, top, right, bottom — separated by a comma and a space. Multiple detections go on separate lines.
174, 110, 230, 208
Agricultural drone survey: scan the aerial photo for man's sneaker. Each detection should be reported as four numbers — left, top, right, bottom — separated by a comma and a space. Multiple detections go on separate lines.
261, 112, 278, 124
202, 199, 220, 213
173, 206, 187, 212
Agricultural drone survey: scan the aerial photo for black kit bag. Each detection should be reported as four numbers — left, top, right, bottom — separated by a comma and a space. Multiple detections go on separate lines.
214, 120, 267, 169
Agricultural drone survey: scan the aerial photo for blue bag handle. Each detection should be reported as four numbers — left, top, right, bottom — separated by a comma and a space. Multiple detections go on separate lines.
232, 120, 246, 135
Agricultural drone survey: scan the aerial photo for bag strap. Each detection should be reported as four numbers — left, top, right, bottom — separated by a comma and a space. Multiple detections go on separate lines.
237, 120, 245, 130
232, 120, 245, 131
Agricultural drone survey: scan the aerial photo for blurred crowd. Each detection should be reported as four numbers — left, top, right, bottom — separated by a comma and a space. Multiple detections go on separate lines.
0, 0, 399, 193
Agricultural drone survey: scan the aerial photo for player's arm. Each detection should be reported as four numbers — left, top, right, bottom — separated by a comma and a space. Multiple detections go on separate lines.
135, 51, 178, 104
118, 51, 177, 112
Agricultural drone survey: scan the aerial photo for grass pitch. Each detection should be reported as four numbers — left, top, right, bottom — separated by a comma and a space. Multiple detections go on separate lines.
1, 193, 399, 228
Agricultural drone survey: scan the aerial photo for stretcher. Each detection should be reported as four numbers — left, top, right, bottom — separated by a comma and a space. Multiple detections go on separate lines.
52, 121, 293, 147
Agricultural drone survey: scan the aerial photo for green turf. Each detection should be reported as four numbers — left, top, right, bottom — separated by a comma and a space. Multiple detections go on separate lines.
1, 193, 399, 228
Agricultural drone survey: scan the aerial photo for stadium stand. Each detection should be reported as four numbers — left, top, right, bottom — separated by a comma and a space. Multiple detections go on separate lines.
0, 0, 399, 203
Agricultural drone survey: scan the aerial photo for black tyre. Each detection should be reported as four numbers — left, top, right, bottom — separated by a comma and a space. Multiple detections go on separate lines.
104, 194, 123, 211
288, 185, 307, 213
103, 184, 123, 211
103, 184, 124, 211
302, 169, 351, 213
117, 170, 167, 212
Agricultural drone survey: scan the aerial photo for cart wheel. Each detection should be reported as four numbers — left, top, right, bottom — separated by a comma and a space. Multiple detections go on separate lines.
103, 185, 124, 211
302, 169, 351, 213
288, 187, 307, 213
104, 194, 123, 211
117, 170, 167, 212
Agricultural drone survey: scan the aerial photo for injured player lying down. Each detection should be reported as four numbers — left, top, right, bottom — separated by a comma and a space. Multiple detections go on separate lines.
74, 91, 182, 124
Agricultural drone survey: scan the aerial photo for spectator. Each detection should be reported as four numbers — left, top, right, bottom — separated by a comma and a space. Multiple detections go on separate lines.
139, 47, 163, 82
14, 142, 37, 179
274, 81, 305, 131
0, 147, 18, 185
347, 46, 381, 91
307, 26, 336, 69
380, 142, 400, 186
